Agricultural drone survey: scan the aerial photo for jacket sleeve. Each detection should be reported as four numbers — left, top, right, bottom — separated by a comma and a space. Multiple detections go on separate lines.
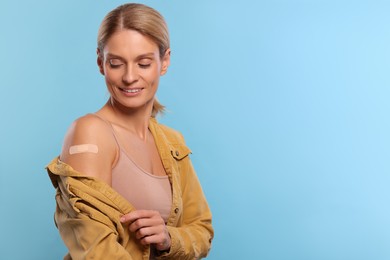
54, 180, 134, 260
157, 155, 214, 259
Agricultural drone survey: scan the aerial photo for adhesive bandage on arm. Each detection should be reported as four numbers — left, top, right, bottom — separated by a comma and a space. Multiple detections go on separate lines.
69, 144, 99, 155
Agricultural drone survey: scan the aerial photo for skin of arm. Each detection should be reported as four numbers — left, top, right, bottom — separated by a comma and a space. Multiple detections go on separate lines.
60, 114, 118, 185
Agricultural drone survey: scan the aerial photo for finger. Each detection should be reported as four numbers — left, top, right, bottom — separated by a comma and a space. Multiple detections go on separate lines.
141, 232, 171, 251
139, 232, 167, 246
135, 226, 159, 240
120, 210, 159, 223
129, 216, 164, 233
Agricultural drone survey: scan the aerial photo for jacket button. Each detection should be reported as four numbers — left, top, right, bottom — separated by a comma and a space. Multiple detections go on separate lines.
175, 151, 179, 156
174, 208, 179, 214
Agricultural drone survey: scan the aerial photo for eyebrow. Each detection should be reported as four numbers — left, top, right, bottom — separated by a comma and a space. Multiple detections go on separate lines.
137, 52, 156, 59
106, 52, 156, 60
106, 53, 123, 59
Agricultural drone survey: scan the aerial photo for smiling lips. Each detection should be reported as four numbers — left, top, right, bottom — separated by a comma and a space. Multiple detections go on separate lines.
118, 87, 143, 93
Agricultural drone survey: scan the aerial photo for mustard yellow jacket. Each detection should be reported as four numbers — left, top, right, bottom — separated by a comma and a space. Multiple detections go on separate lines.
46, 118, 213, 259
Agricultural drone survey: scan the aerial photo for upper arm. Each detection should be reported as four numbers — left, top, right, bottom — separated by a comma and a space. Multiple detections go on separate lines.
60, 114, 118, 185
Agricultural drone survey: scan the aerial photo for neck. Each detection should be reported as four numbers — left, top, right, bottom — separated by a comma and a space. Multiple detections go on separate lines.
99, 98, 154, 140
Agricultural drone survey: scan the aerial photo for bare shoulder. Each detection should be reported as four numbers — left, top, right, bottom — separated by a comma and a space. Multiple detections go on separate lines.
64, 114, 112, 141
60, 114, 117, 184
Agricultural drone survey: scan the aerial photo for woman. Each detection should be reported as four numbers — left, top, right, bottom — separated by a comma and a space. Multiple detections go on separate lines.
46, 3, 213, 259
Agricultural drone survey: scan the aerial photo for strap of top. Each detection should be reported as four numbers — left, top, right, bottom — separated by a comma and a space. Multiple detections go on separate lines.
89, 113, 122, 150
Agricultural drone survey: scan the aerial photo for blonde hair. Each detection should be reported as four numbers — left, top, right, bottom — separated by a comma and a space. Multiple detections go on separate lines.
97, 3, 169, 117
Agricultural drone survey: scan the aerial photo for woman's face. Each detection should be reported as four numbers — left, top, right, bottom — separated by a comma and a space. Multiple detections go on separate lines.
98, 29, 170, 112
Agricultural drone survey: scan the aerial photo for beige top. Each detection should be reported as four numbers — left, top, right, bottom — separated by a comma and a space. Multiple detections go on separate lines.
94, 114, 172, 223
112, 148, 172, 223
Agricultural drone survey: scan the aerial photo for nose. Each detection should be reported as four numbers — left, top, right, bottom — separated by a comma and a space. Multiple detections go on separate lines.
122, 64, 138, 85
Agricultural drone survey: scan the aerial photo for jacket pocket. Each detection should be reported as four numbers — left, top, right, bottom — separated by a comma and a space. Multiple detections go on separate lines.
170, 143, 191, 161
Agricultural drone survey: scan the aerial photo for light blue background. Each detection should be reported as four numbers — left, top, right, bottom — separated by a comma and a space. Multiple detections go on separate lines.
1, 0, 389, 259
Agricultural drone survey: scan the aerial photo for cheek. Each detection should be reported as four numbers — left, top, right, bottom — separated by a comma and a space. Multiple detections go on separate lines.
104, 69, 122, 84
143, 67, 161, 84
105, 78, 116, 96
104, 71, 121, 94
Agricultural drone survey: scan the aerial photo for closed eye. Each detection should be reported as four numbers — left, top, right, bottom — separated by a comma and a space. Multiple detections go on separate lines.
138, 63, 151, 69
138, 58, 153, 69
109, 59, 124, 68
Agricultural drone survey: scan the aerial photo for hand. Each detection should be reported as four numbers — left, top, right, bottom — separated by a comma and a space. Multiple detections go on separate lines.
120, 210, 171, 251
